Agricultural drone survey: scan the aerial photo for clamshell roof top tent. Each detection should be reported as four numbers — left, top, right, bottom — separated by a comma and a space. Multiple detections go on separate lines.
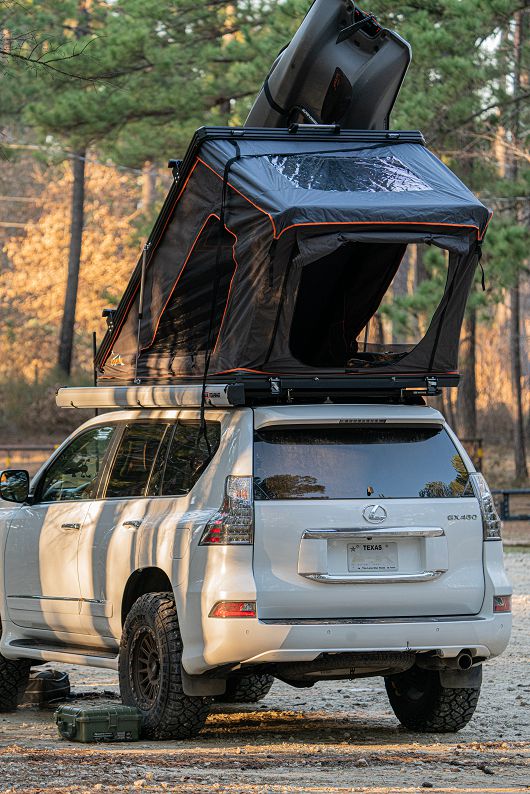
95, 127, 490, 401
246, 0, 411, 130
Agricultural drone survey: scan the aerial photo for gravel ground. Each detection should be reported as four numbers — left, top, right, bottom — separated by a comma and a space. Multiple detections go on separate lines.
0, 551, 528, 794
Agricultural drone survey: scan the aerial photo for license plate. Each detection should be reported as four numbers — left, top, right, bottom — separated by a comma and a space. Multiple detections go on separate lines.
348, 542, 398, 572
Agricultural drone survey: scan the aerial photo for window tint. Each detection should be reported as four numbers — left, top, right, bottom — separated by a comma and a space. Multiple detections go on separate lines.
106, 423, 168, 498
39, 426, 115, 503
254, 426, 470, 500
148, 421, 221, 497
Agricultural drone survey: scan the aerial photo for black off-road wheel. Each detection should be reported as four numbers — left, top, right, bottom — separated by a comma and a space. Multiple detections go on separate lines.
385, 665, 481, 733
215, 673, 274, 704
0, 654, 31, 712
119, 592, 210, 739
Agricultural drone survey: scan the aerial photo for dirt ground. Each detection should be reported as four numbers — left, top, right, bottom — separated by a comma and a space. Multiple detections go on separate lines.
0, 551, 528, 794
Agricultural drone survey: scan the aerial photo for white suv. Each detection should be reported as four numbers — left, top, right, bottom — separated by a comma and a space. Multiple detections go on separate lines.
0, 403, 511, 738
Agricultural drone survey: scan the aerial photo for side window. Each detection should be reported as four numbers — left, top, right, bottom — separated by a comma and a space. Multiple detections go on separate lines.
148, 421, 221, 497
39, 426, 115, 503
105, 423, 168, 499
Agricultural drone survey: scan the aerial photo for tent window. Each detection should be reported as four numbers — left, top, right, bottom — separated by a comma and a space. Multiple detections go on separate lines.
266, 154, 431, 193
147, 216, 236, 363
289, 242, 442, 369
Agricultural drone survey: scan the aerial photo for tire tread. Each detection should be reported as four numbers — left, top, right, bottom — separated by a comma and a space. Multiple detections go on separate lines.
0, 656, 31, 712
216, 673, 274, 704
119, 592, 209, 740
385, 665, 480, 733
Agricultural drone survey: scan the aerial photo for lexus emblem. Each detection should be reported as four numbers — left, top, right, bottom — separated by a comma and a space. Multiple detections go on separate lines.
363, 504, 387, 524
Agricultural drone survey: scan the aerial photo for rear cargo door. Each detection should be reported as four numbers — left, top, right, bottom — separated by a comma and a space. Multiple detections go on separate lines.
252, 407, 485, 620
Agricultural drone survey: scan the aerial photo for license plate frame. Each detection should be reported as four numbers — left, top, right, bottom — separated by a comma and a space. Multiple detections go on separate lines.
347, 541, 398, 573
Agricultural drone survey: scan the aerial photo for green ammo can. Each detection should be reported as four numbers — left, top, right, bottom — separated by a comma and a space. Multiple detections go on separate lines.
55, 704, 142, 742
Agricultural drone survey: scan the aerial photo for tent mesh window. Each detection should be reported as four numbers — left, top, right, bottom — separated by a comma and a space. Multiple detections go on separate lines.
290, 242, 439, 369
266, 153, 432, 193
143, 216, 237, 373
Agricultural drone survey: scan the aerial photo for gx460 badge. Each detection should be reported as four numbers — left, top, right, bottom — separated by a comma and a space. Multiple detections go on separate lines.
447, 514, 478, 521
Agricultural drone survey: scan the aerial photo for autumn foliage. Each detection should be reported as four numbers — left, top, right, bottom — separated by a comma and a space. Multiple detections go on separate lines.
1, 162, 142, 377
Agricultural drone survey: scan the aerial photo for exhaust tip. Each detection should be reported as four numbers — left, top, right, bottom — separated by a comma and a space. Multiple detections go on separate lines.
457, 652, 473, 670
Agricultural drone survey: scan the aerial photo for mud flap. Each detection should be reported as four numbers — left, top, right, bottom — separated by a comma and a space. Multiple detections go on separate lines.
181, 666, 226, 696
439, 664, 482, 689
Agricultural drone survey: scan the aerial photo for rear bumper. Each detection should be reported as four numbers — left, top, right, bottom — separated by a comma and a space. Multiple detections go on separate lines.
181, 610, 511, 674
179, 537, 511, 675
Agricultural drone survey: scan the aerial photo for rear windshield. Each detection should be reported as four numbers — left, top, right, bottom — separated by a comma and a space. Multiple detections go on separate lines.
253, 426, 470, 500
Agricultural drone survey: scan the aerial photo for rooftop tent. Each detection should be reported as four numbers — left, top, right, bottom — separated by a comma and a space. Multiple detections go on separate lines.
95, 127, 490, 393
246, 0, 411, 130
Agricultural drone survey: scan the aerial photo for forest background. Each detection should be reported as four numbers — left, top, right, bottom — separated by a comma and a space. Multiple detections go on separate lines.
0, 0, 528, 486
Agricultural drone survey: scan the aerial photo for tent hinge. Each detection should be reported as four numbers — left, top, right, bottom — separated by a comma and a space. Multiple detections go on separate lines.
168, 158, 183, 181
425, 376, 439, 396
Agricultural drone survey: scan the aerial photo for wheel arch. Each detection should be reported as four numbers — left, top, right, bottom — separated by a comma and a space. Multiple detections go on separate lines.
121, 567, 173, 626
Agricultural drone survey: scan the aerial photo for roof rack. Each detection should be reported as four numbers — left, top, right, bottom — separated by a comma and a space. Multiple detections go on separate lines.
56, 374, 452, 410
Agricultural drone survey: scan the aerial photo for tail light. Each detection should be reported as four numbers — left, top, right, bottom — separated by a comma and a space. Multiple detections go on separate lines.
199, 475, 254, 545
469, 473, 502, 541
209, 601, 256, 618
493, 595, 511, 613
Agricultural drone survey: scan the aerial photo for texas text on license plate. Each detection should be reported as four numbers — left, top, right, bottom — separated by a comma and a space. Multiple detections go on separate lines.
347, 542, 398, 572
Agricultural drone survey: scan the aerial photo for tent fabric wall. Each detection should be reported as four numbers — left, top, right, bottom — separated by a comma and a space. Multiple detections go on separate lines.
98, 130, 490, 386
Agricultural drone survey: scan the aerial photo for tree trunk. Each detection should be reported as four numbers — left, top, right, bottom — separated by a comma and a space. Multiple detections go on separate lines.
141, 161, 157, 209
58, 150, 85, 375
441, 388, 458, 432
508, 8, 528, 481
457, 308, 477, 439
510, 279, 528, 480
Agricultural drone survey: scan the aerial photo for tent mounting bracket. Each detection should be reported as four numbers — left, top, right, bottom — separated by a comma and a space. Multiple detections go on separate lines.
425, 377, 439, 396
270, 377, 281, 395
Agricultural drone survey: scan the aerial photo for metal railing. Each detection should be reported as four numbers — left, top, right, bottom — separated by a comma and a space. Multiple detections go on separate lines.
0, 444, 57, 475
492, 489, 530, 522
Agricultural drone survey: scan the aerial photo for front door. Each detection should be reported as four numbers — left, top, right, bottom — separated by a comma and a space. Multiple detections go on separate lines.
4, 424, 116, 635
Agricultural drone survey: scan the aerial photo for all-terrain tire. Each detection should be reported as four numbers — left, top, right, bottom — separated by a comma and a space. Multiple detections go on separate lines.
385, 665, 480, 733
215, 673, 274, 704
0, 654, 31, 712
119, 592, 210, 739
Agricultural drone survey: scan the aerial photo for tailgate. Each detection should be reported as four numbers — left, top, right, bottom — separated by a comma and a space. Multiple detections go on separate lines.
252, 406, 485, 620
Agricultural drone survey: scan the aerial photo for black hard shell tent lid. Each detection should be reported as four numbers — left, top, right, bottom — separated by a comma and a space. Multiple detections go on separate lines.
96, 127, 491, 396
246, 0, 411, 130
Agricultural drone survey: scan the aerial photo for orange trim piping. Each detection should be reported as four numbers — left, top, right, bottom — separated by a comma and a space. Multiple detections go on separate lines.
479, 210, 493, 241
197, 157, 277, 236
276, 219, 482, 240
102, 160, 201, 363
140, 213, 238, 355
213, 367, 459, 377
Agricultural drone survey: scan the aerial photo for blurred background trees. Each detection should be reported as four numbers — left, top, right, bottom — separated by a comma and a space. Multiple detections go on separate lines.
0, 0, 528, 483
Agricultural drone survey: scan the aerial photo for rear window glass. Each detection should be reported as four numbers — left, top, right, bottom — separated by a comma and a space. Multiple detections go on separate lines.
253, 426, 470, 500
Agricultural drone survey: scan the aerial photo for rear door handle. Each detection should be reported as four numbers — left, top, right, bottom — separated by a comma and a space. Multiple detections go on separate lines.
122, 520, 142, 529
61, 522, 81, 531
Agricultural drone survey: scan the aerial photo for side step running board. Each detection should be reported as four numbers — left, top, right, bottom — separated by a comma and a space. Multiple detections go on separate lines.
7, 640, 118, 670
